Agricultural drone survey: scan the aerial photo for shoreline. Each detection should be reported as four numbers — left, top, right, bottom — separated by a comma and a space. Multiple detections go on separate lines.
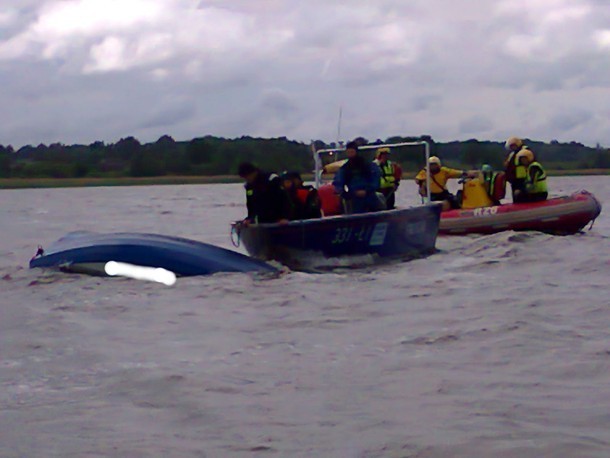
1, 169, 608, 190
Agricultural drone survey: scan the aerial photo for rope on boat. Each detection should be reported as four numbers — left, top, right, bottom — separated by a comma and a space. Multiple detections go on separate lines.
30, 245, 44, 261
230, 223, 241, 247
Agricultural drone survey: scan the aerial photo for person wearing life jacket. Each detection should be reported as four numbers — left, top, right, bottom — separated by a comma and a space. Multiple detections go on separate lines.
333, 141, 382, 214
281, 171, 322, 220
373, 147, 402, 209
415, 156, 476, 211
480, 164, 506, 205
238, 162, 292, 225
512, 150, 548, 203
504, 136, 531, 200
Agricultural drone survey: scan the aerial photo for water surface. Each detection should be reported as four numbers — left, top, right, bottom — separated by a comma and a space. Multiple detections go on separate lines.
1, 176, 609, 457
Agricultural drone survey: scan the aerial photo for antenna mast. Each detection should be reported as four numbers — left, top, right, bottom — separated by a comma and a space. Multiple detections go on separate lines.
336, 106, 343, 146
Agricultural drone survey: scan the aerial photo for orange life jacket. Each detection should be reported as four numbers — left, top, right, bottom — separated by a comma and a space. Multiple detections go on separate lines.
296, 188, 309, 205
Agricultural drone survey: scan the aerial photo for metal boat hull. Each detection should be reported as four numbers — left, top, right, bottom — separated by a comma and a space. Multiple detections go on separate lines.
237, 204, 442, 271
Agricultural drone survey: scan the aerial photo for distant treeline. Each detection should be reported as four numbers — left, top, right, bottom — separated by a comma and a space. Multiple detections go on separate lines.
1, 134, 609, 179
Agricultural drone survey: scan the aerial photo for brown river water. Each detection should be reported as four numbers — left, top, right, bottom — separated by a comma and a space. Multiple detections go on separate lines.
1, 176, 609, 457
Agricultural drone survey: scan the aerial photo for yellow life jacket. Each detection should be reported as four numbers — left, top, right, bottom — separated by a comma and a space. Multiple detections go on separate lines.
375, 160, 396, 189
514, 147, 529, 180
526, 161, 547, 194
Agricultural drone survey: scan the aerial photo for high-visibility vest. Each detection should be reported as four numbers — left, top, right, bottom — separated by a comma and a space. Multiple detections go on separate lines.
514, 148, 529, 180
527, 162, 547, 194
375, 160, 396, 189
380, 163, 396, 188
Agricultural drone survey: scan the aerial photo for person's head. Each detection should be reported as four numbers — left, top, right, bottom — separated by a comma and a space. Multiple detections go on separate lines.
291, 172, 304, 188
237, 162, 259, 184
516, 149, 534, 166
505, 137, 523, 152
280, 171, 302, 190
376, 147, 390, 163
481, 164, 493, 174
345, 141, 359, 159
428, 156, 442, 173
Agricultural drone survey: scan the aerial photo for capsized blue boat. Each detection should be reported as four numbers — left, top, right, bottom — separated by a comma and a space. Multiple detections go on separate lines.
29, 231, 277, 276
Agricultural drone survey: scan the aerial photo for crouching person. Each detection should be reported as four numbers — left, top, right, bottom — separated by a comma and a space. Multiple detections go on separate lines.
237, 162, 292, 225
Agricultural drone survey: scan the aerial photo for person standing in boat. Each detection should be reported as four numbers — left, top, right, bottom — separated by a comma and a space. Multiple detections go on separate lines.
512, 150, 548, 203
504, 137, 532, 200
415, 156, 476, 211
237, 162, 292, 225
280, 171, 322, 220
333, 141, 383, 214
373, 147, 402, 209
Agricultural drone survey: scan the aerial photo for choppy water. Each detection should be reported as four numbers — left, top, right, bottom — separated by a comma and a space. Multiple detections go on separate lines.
1, 176, 609, 458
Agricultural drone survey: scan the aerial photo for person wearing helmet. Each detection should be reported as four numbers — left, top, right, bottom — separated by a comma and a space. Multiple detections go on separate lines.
333, 141, 383, 214
512, 149, 548, 203
415, 156, 476, 211
504, 136, 532, 201
373, 147, 402, 209
479, 164, 506, 205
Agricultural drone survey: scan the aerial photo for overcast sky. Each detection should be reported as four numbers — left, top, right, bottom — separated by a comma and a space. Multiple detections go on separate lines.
1, 0, 610, 148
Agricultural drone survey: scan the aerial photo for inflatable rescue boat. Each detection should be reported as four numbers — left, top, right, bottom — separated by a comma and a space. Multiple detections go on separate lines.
440, 190, 602, 235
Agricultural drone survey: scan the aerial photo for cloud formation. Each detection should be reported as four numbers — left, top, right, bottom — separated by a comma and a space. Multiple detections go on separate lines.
0, 0, 609, 148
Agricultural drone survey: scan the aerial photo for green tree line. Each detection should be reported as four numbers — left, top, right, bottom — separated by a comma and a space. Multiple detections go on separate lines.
1, 134, 609, 179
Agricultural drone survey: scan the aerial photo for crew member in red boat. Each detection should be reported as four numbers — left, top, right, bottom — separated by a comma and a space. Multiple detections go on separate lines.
237, 162, 292, 225
504, 136, 533, 200
512, 150, 548, 203
280, 171, 322, 220
415, 156, 477, 211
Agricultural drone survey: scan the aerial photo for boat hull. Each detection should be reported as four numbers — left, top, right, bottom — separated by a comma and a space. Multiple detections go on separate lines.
440, 190, 602, 235
237, 204, 442, 271
30, 232, 276, 276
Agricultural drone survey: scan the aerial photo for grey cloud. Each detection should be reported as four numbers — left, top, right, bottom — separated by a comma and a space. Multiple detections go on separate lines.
1, 0, 610, 148
411, 94, 441, 112
139, 100, 197, 130
548, 110, 593, 132
261, 89, 298, 115
459, 115, 494, 135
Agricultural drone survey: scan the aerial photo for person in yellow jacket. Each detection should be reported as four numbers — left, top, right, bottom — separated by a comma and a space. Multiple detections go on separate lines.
512, 149, 548, 203
415, 156, 477, 211
504, 136, 532, 201
373, 147, 402, 209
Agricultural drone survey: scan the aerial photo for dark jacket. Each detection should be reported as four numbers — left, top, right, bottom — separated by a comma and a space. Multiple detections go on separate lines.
333, 157, 381, 197
245, 172, 292, 223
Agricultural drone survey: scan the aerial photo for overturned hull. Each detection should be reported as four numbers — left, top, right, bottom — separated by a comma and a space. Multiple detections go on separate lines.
30, 231, 276, 276
440, 190, 602, 235
236, 204, 442, 271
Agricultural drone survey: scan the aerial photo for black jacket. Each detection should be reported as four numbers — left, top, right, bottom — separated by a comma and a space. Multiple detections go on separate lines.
245, 172, 292, 223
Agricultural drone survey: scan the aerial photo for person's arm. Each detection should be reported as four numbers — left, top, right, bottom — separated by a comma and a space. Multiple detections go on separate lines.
269, 176, 293, 221
245, 186, 255, 221
393, 163, 403, 185
368, 163, 381, 192
333, 168, 345, 194
446, 167, 466, 179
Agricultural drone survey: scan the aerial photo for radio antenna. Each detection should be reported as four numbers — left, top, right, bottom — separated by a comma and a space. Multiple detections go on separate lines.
336, 106, 343, 145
